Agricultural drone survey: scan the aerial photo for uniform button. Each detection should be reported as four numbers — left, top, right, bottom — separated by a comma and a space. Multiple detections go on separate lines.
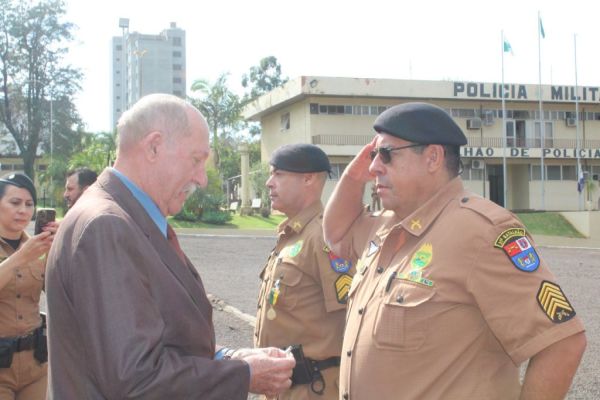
346, 350, 352, 357
16, 293, 21, 299
257, 304, 262, 309
358, 307, 364, 315
18, 315, 23, 320
16, 273, 22, 278
461, 197, 469, 203
343, 392, 349, 400
396, 295, 404, 304
41, 273, 45, 277
376, 266, 384, 273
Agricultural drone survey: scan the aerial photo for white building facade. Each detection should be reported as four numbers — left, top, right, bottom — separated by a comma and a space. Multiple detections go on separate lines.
111, 21, 186, 127
244, 76, 600, 211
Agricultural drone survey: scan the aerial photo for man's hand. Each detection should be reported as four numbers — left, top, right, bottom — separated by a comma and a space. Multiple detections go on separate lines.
239, 347, 295, 398
343, 137, 377, 183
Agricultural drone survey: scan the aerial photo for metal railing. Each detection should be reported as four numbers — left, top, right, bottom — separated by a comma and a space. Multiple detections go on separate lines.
311, 134, 600, 149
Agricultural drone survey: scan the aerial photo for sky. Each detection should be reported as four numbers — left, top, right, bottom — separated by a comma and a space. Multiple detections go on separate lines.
62, 0, 600, 132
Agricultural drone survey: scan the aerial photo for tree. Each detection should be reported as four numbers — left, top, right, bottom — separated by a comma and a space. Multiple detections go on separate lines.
0, 0, 81, 180
241, 56, 288, 101
189, 73, 244, 171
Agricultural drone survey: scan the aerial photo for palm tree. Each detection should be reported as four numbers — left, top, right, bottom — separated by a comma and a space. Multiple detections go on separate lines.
189, 73, 243, 170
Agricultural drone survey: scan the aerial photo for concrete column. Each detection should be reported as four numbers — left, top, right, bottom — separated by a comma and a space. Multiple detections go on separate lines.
239, 143, 252, 215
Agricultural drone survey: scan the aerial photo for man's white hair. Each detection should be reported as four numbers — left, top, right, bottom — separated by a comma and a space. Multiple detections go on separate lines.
116, 94, 192, 151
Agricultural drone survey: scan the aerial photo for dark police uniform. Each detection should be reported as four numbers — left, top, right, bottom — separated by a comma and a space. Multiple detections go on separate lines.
334, 103, 585, 400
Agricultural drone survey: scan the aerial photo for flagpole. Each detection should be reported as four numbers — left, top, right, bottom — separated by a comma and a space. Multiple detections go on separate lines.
501, 30, 508, 209
574, 33, 583, 210
538, 11, 546, 210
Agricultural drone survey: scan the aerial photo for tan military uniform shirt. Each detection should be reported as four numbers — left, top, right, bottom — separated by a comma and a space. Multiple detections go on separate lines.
0, 233, 44, 338
255, 202, 354, 400
336, 177, 585, 400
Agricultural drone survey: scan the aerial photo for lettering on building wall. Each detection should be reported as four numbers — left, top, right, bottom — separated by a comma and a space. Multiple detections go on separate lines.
453, 82, 600, 103
462, 147, 600, 159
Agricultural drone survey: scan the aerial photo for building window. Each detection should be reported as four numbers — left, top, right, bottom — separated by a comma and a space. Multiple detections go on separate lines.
173, 64, 182, 71
547, 165, 561, 180
562, 165, 576, 180
280, 113, 290, 131
310, 103, 318, 114
173, 77, 182, 84
173, 90, 183, 97
173, 37, 182, 46
329, 164, 347, 180
531, 165, 541, 180
116, 45, 122, 51
173, 51, 182, 57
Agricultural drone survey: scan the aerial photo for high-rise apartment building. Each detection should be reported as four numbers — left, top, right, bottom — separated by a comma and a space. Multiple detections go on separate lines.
111, 20, 186, 127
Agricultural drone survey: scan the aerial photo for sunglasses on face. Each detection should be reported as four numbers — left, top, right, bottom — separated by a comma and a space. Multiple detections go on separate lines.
369, 143, 425, 164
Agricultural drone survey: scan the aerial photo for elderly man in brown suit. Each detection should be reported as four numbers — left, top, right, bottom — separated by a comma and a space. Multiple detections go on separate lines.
45, 94, 294, 399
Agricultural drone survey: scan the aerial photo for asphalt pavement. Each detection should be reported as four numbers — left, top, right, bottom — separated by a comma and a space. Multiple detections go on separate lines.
179, 231, 600, 399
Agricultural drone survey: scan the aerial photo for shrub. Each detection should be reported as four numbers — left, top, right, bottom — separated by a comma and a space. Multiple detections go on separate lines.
201, 209, 232, 225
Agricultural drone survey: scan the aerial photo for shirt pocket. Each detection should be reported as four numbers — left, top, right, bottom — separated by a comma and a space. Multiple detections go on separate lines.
27, 261, 45, 300
274, 260, 304, 311
372, 281, 435, 351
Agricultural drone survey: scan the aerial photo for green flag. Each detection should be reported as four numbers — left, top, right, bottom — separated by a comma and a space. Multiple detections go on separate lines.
539, 17, 546, 38
503, 39, 513, 55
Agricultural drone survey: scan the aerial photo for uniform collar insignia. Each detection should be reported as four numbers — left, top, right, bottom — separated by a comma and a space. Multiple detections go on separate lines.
410, 219, 422, 230
367, 240, 379, 257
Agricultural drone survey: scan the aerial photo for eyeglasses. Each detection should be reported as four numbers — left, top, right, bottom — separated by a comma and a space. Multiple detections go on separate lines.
369, 144, 425, 164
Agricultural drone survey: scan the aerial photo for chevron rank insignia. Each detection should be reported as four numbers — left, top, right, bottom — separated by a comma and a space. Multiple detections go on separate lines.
537, 281, 576, 323
334, 274, 353, 304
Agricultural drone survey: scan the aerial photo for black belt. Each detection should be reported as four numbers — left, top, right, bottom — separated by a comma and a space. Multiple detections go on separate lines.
309, 356, 340, 372
1, 330, 37, 352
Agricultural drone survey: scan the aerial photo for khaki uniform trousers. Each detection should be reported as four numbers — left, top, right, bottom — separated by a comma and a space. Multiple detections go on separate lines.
0, 350, 47, 400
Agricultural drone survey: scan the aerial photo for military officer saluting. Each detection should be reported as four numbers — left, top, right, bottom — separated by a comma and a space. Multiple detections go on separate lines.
324, 102, 586, 400
255, 144, 355, 399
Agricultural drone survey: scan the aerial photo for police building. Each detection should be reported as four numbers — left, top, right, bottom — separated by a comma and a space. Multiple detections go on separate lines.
244, 76, 600, 211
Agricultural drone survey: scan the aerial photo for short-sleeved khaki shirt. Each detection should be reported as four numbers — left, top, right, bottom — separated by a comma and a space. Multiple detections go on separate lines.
255, 202, 355, 400
336, 178, 585, 400
0, 233, 45, 338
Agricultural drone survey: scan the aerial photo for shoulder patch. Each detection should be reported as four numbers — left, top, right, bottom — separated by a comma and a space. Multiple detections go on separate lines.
494, 228, 540, 272
537, 281, 576, 323
459, 195, 514, 225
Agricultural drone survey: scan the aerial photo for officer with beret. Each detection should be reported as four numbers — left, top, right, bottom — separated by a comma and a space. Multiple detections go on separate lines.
254, 143, 355, 399
323, 102, 586, 399
0, 173, 56, 399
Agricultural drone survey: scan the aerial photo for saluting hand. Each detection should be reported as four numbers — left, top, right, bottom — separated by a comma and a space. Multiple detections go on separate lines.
343, 137, 377, 183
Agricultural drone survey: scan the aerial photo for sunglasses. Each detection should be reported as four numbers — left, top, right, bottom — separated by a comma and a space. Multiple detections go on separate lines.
369, 144, 425, 164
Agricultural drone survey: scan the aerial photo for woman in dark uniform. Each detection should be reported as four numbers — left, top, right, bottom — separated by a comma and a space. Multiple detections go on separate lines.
0, 173, 55, 399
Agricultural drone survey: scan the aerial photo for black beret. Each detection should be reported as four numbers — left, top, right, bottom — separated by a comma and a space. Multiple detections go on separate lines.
373, 102, 467, 146
270, 144, 331, 173
0, 173, 37, 206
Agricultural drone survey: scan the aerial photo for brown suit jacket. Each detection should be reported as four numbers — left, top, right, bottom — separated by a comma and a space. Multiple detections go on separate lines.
45, 169, 249, 399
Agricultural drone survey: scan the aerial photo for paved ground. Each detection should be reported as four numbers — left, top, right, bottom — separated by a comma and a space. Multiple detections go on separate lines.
178, 231, 600, 399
